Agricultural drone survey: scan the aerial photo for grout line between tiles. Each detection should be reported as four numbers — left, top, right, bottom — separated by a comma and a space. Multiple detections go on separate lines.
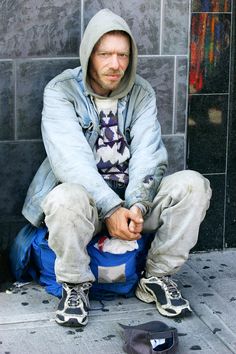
172, 56, 177, 135
160, 0, 164, 55
81, 0, 84, 42
13, 60, 17, 141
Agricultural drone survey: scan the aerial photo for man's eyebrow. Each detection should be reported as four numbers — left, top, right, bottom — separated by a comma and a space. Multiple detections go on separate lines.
97, 49, 130, 54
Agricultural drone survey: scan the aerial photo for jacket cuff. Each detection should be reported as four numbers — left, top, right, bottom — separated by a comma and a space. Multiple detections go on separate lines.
103, 203, 123, 219
133, 202, 148, 216
97, 193, 123, 220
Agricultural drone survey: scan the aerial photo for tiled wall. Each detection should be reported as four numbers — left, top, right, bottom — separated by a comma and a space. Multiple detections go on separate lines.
188, 0, 234, 251
0, 0, 191, 282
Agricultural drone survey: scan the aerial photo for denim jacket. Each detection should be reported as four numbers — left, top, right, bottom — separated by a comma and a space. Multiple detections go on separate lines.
22, 67, 168, 227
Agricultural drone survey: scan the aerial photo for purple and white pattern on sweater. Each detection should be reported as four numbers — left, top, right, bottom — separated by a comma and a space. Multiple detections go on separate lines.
94, 98, 130, 184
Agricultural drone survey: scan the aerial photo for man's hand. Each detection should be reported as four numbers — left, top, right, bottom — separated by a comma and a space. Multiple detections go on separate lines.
105, 207, 143, 240
128, 205, 144, 234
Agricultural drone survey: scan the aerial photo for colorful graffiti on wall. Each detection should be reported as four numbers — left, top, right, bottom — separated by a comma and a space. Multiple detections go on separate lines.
189, 13, 231, 93
192, 0, 231, 12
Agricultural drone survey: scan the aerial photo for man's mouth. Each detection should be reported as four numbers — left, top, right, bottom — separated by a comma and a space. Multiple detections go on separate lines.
105, 74, 122, 81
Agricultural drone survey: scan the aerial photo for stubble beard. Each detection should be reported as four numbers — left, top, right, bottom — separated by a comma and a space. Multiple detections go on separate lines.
89, 67, 125, 96
100, 69, 125, 91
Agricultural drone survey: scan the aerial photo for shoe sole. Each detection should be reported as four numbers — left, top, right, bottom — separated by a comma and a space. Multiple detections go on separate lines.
55, 315, 88, 327
135, 283, 192, 318
56, 319, 88, 327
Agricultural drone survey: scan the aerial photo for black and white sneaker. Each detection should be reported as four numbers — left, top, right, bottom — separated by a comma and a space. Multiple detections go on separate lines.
56, 282, 91, 327
135, 276, 192, 317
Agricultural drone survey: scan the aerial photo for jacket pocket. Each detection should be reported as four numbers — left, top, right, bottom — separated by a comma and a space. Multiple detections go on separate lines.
76, 114, 94, 137
125, 127, 131, 145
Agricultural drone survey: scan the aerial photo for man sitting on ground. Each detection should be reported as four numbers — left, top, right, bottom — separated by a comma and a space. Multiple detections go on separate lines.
22, 9, 212, 327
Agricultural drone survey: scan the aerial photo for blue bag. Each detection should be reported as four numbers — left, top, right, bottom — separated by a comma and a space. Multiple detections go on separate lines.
31, 227, 62, 298
87, 234, 149, 300
9, 224, 37, 281
10, 225, 153, 300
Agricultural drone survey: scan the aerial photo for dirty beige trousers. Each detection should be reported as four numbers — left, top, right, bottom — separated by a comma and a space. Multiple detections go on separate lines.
41, 170, 212, 283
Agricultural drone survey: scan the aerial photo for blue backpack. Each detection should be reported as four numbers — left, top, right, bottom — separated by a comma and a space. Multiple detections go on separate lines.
10, 224, 153, 300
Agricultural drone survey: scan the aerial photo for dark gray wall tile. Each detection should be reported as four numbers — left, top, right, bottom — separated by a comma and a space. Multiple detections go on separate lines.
16, 59, 79, 140
0, 249, 12, 284
83, 0, 161, 54
175, 57, 188, 133
193, 174, 225, 251
0, 61, 14, 140
226, 25, 236, 247
162, 0, 190, 55
0, 142, 45, 216
162, 135, 185, 174
226, 172, 236, 247
228, 98, 236, 174
138, 57, 174, 134
0, 0, 81, 58
0, 220, 26, 284
187, 94, 228, 174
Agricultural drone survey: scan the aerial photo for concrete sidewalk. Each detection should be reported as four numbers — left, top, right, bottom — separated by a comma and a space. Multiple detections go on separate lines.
0, 250, 236, 354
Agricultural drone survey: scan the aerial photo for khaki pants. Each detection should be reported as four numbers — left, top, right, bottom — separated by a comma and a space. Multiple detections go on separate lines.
41, 170, 212, 283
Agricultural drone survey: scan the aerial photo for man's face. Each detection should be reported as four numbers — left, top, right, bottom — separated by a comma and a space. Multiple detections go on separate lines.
88, 32, 130, 96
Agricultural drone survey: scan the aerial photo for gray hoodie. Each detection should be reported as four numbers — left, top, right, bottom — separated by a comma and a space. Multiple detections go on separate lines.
79, 9, 138, 99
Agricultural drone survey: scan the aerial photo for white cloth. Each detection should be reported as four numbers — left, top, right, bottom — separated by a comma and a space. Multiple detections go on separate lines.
94, 236, 138, 254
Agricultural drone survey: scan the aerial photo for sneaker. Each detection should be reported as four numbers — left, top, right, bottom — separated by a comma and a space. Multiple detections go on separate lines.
135, 276, 192, 317
56, 282, 91, 327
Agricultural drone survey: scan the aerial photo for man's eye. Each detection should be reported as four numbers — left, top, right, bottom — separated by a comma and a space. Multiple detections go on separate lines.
119, 53, 129, 58
99, 53, 110, 57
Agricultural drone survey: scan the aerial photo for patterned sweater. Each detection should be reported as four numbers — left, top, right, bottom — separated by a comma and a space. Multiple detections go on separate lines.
94, 98, 130, 184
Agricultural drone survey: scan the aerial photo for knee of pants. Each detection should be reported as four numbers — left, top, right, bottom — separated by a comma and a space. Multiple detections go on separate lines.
172, 170, 212, 203
41, 182, 94, 215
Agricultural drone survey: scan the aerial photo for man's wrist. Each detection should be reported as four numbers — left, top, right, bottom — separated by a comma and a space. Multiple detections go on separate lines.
104, 204, 123, 219
133, 202, 148, 216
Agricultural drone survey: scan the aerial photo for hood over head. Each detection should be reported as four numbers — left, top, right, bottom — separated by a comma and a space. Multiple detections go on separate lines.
79, 9, 138, 99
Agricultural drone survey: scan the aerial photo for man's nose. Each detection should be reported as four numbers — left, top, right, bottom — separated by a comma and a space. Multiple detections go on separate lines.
110, 54, 120, 70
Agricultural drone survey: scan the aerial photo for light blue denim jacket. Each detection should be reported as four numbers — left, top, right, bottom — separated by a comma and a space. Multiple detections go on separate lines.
22, 67, 168, 227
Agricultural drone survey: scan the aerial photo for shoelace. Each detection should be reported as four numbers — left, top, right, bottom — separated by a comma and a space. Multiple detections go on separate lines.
66, 282, 91, 308
160, 276, 180, 299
